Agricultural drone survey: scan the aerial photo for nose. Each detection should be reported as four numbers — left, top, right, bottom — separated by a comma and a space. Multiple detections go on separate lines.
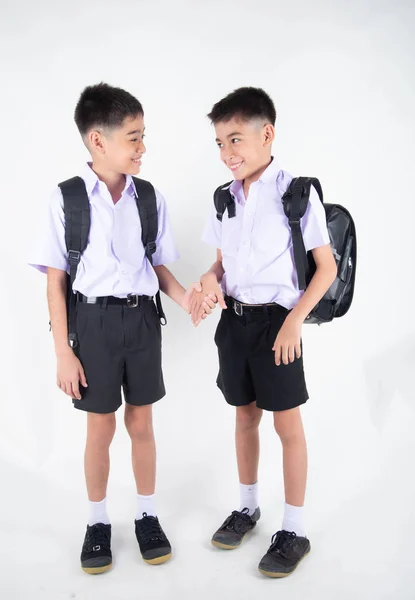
221, 145, 234, 164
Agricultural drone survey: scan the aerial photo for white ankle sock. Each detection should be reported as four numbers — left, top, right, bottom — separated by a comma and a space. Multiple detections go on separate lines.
88, 497, 110, 526
281, 502, 305, 537
239, 482, 259, 515
136, 493, 157, 519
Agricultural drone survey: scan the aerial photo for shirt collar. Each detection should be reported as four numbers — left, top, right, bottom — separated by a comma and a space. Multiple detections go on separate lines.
258, 156, 281, 183
229, 157, 281, 200
80, 163, 135, 197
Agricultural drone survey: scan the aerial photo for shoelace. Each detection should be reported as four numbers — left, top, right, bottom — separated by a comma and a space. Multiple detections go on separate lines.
268, 530, 297, 557
84, 524, 111, 552
137, 513, 167, 544
221, 508, 253, 534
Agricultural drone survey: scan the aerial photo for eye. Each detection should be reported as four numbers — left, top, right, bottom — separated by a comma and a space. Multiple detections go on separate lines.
231, 138, 240, 144
217, 142, 223, 148
131, 138, 138, 142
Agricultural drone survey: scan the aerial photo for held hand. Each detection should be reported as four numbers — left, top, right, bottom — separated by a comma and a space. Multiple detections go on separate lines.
57, 349, 88, 400
191, 273, 227, 326
272, 315, 303, 366
189, 291, 218, 327
201, 272, 227, 310
182, 282, 203, 313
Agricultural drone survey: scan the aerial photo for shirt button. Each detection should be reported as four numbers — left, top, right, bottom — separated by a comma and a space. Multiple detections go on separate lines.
240, 267, 244, 273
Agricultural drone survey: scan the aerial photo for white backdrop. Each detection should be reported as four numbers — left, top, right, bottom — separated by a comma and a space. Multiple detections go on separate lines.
1, 1, 415, 599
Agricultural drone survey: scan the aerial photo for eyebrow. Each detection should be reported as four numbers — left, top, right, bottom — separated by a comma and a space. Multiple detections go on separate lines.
215, 132, 243, 142
126, 128, 145, 136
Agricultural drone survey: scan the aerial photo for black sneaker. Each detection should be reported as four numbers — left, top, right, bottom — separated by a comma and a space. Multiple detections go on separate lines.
80, 523, 112, 574
258, 530, 311, 578
134, 513, 172, 565
211, 507, 261, 550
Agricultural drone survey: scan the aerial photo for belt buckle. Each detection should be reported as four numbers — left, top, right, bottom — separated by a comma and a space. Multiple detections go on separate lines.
233, 300, 243, 317
127, 293, 139, 308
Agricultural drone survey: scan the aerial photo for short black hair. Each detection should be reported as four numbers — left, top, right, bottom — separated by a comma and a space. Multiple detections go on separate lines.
74, 82, 143, 136
208, 87, 276, 126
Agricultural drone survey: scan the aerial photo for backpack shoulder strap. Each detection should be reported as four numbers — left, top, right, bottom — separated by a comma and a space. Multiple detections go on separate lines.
132, 177, 158, 264
214, 181, 235, 221
308, 177, 323, 203
58, 176, 91, 347
131, 177, 166, 325
282, 176, 323, 290
58, 176, 91, 286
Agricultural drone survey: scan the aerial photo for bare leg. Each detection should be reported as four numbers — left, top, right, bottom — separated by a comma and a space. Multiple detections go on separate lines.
84, 412, 116, 501
273, 407, 307, 506
124, 404, 156, 495
235, 403, 263, 485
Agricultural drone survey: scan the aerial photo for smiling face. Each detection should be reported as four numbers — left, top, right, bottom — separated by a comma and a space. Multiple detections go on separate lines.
86, 113, 146, 176
214, 117, 275, 182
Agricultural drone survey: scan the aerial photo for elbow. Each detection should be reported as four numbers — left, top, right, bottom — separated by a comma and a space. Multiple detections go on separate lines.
325, 265, 337, 288
316, 263, 337, 287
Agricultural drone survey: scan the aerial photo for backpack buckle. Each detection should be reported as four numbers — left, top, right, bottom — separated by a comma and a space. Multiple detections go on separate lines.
68, 333, 78, 348
68, 250, 81, 264
146, 242, 156, 255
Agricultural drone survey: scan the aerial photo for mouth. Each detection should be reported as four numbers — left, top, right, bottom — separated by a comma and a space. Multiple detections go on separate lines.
228, 161, 243, 172
132, 158, 142, 165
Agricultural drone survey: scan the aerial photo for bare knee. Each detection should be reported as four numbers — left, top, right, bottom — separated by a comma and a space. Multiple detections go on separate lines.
86, 412, 116, 447
273, 407, 305, 445
236, 404, 263, 432
124, 405, 154, 440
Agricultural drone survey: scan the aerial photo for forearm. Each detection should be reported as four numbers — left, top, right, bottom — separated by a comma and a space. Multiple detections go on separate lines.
154, 265, 186, 307
202, 260, 224, 284
47, 268, 72, 356
290, 266, 337, 322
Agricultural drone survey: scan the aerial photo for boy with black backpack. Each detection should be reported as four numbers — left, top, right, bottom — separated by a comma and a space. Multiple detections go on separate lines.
191, 87, 351, 578
29, 83, 205, 574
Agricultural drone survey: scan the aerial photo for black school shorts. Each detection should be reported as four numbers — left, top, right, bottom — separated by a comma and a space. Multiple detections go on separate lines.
214, 302, 309, 412
72, 300, 165, 414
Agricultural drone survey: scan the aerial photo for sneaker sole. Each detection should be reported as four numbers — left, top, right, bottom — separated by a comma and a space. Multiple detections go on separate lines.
258, 548, 311, 578
211, 539, 241, 550
143, 552, 172, 565
82, 563, 112, 575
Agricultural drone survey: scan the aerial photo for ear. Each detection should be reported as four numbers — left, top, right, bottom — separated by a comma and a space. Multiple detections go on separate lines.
263, 124, 275, 147
87, 129, 106, 155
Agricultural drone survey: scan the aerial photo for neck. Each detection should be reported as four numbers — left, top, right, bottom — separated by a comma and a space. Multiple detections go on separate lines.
243, 157, 273, 198
90, 162, 126, 203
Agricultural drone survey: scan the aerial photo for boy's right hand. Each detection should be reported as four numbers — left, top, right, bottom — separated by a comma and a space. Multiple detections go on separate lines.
190, 273, 227, 326
57, 349, 88, 400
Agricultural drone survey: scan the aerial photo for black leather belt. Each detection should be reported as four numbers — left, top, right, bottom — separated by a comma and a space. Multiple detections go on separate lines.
225, 295, 288, 317
77, 293, 153, 308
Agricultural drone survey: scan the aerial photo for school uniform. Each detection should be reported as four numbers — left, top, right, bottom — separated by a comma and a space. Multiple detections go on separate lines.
30, 162, 179, 414
202, 158, 330, 412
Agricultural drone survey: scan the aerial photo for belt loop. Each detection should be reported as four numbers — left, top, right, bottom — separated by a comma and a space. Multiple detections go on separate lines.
101, 296, 108, 310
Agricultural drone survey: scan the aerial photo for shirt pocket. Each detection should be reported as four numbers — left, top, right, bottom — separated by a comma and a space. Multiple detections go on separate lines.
255, 214, 292, 258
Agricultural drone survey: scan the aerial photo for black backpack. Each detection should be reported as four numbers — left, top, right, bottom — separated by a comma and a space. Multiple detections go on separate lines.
213, 176, 356, 325
58, 176, 165, 348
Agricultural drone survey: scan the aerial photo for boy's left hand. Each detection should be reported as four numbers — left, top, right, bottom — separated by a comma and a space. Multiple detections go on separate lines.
182, 283, 216, 318
181, 282, 204, 313
273, 314, 303, 366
